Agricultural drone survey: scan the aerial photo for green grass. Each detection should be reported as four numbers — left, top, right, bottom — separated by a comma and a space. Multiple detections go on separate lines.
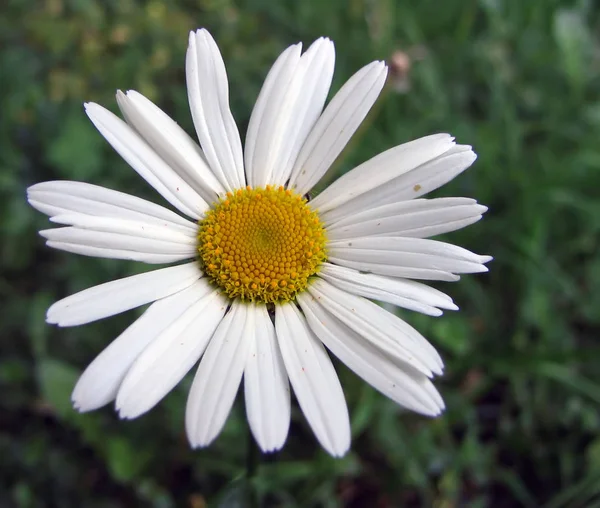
1, 0, 599, 506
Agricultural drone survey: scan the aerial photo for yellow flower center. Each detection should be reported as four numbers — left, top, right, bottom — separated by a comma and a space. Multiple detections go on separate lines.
197, 185, 327, 304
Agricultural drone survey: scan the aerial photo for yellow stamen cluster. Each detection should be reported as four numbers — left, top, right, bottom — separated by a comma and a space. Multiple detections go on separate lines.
197, 185, 327, 303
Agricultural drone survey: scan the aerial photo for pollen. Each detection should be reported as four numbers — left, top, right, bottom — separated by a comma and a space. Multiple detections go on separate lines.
197, 186, 327, 303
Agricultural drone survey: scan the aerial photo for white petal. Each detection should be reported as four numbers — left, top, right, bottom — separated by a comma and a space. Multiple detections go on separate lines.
244, 305, 290, 452
245, 43, 301, 187
186, 29, 244, 190
312, 278, 444, 372
48, 213, 196, 245
327, 258, 459, 281
273, 39, 335, 185
326, 198, 487, 240
389, 216, 485, 239
44, 241, 192, 264
72, 278, 211, 412
318, 263, 457, 316
40, 218, 196, 263
275, 302, 350, 457
186, 301, 253, 447
47, 262, 202, 327
298, 292, 445, 416
328, 236, 492, 280
330, 236, 492, 263
392, 144, 478, 199
308, 279, 441, 376
116, 90, 224, 202
85, 103, 207, 219
322, 144, 477, 224
27, 181, 197, 234
289, 61, 388, 196
326, 197, 475, 228
246, 39, 336, 187
311, 134, 456, 213
116, 287, 228, 419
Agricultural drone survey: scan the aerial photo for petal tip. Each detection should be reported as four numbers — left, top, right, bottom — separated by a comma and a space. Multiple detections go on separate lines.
83, 102, 98, 112
257, 441, 285, 454
45, 314, 58, 325
329, 445, 350, 458
71, 394, 97, 414
116, 406, 136, 420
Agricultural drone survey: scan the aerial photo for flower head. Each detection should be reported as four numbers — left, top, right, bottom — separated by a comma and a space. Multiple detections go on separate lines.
197, 185, 327, 303
28, 29, 491, 456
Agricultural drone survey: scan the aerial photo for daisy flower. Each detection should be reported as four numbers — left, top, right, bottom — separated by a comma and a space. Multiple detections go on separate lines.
28, 29, 491, 457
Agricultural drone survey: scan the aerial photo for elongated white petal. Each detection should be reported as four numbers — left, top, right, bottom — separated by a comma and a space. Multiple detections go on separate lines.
186, 301, 252, 447
390, 144, 478, 200
72, 279, 211, 412
326, 198, 487, 240
316, 281, 444, 317
45, 241, 192, 264
186, 29, 244, 190
330, 236, 492, 263
312, 134, 456, 213
116, 90, 224, 202
298, 292, 445, 416
116, 288, 228, 419
272, 39, 335, 185
308, 279, 441, 376
326, 197, 475, 228
40, 224, 196, 263
312, 278, 444, 372
27, 181, 196, 234
244, 305, 290, 452
329, 248, 486, 273
85, 103, 207, 219
320, 263, 456, 307
289, 61, 388, 196
318, 263, 457, 316
322, 145, 477, 224
329, 236, 492, 280
327, 257, 460, 281
41, 215, 198, 254
391, 216, 485, 239
48, 262, 201, 327
275, 302, 350, 457
246, 39, 336, 187
49, 214, 196, 245
245, 44, 301, 187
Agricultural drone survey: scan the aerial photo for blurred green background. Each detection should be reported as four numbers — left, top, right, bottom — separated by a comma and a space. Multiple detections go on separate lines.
2, 0, 600, 506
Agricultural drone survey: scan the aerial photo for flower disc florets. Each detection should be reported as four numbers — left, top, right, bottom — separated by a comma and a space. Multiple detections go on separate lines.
198, 185, 327, 303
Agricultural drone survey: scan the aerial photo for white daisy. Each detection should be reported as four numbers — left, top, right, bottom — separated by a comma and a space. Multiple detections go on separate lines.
28, 29, 491, 457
